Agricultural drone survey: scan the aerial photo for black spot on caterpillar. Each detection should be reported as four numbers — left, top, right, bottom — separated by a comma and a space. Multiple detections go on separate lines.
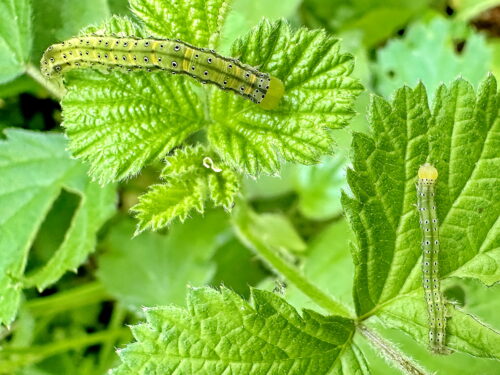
417, 164, 450, 355
40, 36, 285, 110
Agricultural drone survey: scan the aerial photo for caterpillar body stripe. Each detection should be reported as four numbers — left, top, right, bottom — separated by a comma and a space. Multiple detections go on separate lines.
40, 36, 285, 110
416, 164, 449, 355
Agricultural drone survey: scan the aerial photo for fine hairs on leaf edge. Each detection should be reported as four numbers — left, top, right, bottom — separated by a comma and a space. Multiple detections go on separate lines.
130, 145, 241, 234
358, 325, 430, 375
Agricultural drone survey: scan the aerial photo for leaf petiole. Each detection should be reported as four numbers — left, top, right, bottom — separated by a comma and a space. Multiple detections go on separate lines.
232, 200, 353, 318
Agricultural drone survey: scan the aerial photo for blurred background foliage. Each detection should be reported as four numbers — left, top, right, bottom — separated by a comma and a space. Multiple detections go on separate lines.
0, 0, 499, 374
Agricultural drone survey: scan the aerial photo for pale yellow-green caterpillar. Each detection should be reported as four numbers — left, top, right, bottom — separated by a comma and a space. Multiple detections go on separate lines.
417, 163, 450, 355
41, 35, 285, 110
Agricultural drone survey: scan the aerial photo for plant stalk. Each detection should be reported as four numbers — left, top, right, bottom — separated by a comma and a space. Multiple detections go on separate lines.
359, 324, 430, 375
0, 328, 129, 372
98, 303, 128, 373
26, 281, 109, 317
233, 202, 352, 318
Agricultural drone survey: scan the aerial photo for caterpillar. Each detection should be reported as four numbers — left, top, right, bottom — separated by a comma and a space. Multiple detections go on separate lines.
40, 36, 285, 110
416, 163, 449, 355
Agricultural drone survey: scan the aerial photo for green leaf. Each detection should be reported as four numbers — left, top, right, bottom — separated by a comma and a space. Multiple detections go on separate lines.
31, 0, 114, 64
0, 74, 41, 100
300, 0, 431, 47
233, 202, 353, 318
55, 1, 362, 231
132, 145, 240, 232
444, 278, 500, 327
373, 18, 492, 98
0, 0, 32, 84
57, 0, 113, 39
112, 287, 355, 375
428, 77, 499, 285
344, 76, 499, 315
284, 219, 355, 313
62, 17, 204, 183
209, 20, 363, 175
210, 237, 269, 298
129, 0, 232, 49
207, 169, 240, 208
80, 14, 145, 36
97, 212, 229, 308
242, 163, 295, 199
32, 0, 67, 62
357, 318, 500, 375
0, 129, 116, 326
355, 275, 500, 375
132, 181, 206, 232
219, 0, 302, 51
243, 154, 349, 220
24, 181, 115, 289
330, 342, 370, 375
294, 154, 348, 220
375, 292, 500, 359
243, 211, 307, 253
109, 0, 131, 15
343, 76, 499, 353
254, 220, 364, 373
62, 66, 202, 182
62, 10, 361, 185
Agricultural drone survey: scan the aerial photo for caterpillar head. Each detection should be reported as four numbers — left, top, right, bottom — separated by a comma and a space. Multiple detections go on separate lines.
259, 76, 285, 110
418, 163, 438, 181
40, 43, 66, 79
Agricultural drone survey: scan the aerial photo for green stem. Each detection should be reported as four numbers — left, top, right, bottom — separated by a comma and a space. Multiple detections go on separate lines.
98, 303, 128, 373
233, 201, 352, 318
0, 328, 129, 372
25, 63, 64, 100
358, 324, 429, 375
26, 281, 109, 317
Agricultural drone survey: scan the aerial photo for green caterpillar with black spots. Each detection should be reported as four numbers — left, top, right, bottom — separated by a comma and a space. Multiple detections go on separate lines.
41, 35, 285, 110
416, 163, 450, 355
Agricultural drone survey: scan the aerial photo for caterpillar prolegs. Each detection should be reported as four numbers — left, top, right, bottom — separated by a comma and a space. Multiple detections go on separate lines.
417, 164, 449, 355
40, 36, 285, 110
